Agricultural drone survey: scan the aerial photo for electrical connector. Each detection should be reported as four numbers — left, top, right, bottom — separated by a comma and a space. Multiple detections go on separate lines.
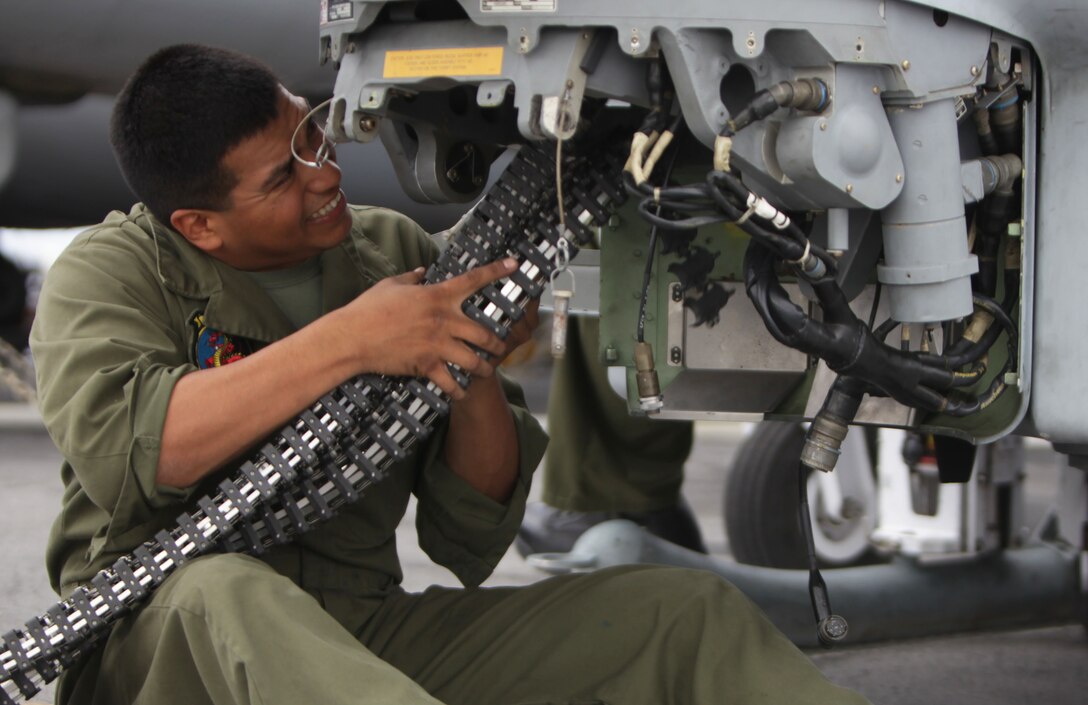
634, 341, 664, 413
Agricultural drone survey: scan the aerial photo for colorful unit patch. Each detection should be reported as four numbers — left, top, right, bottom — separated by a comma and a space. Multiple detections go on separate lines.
190, 313, 250, 369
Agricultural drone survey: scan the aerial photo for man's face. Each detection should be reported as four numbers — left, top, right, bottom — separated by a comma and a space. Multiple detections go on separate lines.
210, 87, 352, 271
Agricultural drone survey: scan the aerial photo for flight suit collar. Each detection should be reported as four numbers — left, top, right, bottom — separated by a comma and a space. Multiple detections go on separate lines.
131, 203, 386, 344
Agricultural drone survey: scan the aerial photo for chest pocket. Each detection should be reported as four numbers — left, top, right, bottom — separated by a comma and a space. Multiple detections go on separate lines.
188, 311, 259, 369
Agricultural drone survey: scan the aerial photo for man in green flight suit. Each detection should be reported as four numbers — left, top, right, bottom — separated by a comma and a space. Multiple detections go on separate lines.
29, 44, 871, 705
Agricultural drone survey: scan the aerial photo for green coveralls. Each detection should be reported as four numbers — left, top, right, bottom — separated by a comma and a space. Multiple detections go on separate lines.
543, 316, 692, 513
30, 204, 870, 705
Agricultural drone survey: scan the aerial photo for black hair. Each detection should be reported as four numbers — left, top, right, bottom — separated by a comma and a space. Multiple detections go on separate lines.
110, 44, 281, 224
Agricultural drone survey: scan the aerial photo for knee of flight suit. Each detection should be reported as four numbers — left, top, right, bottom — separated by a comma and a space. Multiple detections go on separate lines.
615, 565, 744, 602
614, 566, 761, 633
154, 553, 288, 618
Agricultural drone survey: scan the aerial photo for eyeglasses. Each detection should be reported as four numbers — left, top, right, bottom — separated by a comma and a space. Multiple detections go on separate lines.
291, 98, 335, 169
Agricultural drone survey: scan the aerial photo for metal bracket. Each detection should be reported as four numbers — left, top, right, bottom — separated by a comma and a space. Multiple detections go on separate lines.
540, 31, 594, 140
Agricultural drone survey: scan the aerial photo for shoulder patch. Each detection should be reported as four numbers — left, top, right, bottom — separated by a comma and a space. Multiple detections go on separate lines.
190, 313, 250, 369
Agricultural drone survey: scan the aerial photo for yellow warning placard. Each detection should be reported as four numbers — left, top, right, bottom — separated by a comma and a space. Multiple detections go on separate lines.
383, 46, 505, 79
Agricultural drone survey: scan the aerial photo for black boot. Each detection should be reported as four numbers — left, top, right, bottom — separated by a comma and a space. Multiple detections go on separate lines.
515, 503, 611, 557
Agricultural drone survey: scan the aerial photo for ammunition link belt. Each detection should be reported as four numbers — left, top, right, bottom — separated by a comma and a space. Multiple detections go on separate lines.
0, 142, 626, 704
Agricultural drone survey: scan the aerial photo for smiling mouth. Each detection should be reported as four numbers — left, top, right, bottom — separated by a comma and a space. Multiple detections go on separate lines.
308, 190, 344, 221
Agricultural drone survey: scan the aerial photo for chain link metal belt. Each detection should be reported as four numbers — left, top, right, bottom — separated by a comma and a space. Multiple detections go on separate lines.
0, 142, 627, 704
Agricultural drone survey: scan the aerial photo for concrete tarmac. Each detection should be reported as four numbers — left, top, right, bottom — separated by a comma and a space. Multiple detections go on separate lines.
0, 400, 1084, 705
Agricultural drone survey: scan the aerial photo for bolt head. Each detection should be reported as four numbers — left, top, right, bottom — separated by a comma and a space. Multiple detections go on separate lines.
901, 59, 911, 70
970, 65, 980, 77
819, 615, 849, 643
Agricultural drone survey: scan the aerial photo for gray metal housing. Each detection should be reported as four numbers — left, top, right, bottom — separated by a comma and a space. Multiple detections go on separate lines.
320, 0, 1088, 447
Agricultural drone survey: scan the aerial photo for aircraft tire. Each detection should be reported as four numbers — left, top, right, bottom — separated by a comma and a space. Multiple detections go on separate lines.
724, 421, 879, 569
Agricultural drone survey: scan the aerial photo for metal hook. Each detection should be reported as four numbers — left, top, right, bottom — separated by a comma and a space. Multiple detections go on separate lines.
550, 238, 575, 294
291, 97, 335, 169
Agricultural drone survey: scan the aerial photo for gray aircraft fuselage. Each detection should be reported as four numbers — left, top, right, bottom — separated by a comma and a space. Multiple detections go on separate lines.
0, 0, 467, 231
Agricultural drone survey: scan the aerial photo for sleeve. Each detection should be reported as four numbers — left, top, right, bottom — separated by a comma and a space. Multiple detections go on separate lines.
30, 233, 199, 560
413, 373, 548, 588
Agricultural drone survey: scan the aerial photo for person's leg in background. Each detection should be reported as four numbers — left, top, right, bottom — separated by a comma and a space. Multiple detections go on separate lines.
518, 315, 705, 555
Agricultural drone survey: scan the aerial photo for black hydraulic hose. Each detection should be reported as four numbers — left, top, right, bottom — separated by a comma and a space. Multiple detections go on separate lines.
744, 240, 976, 413
702, 178, 810, 259
625, 170, 841, 278
707, 171, 807, 244
745, 239, 1016, 417
866, 284, 882, 330
636, 139, 683, 343
926, 293, 1015, 369
974, 108, 999, 157
726, 78, 830, 135
949, 360, 988, 387
637, 228, 658, 344
796, 461, 848, 646
990, 96, 1022, 157
973, 157, 1020, 298
706, 170, 839, 274
635, 201, 730, 231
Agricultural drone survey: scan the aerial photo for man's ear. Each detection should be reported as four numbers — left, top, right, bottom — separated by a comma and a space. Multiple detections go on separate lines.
170, 209, 223, 254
